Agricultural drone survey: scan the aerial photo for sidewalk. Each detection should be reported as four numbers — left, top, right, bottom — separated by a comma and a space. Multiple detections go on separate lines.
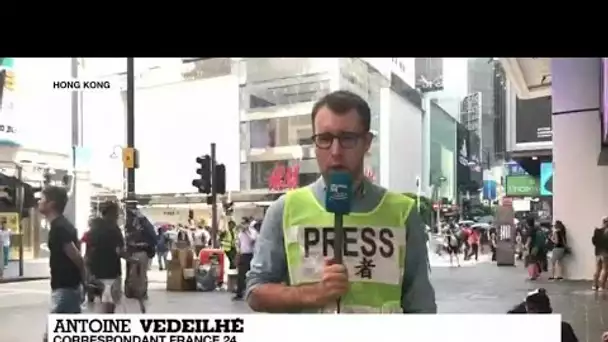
0, 259, 49, 283
431, 262, 607, 342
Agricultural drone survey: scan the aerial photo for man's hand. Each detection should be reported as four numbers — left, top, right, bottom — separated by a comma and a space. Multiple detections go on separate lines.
311, 258, 349, 307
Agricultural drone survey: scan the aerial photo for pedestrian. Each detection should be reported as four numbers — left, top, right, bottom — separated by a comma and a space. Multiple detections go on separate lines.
233, 221, 257, 301
40, 186, 85, 341
506, 288, 578, 342
246, 90, 436, 313
525, 218, 546, 281
220, 221, 237, 270
124, 209, 156, 309
549, 220, 568, 281
592, 216, 608, 290
0, 218, 11, 269
467, 227, 480, 261
445, 228, 461, 267
156, 227, 168, 271
87, 201, 124, 313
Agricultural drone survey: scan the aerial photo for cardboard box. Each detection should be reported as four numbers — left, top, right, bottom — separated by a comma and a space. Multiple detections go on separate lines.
166, 254, 197, 292
177, 248, 195, 269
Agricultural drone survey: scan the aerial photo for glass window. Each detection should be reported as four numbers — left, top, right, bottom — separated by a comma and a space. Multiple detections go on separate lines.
248, 115, 312, 149
248, 78, 330, 109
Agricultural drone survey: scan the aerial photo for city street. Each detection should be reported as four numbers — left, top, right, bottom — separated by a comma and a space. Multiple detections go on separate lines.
1, 259, 606, 342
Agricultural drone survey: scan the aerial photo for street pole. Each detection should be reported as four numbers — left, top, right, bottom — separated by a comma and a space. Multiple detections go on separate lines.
125, 58, 137, 234
16, 165, 23, 277
210, 143, 218, 248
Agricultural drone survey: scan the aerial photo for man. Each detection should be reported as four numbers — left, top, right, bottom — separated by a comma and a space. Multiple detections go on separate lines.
124, 209, 156, 308
41, 186, 85, 313
220, 220, 237, 270
246, 90, 436, 313
87, 201, 124, 313
0, 218, 10, 270
233, 220, 258, 301
592, 216, 608, 290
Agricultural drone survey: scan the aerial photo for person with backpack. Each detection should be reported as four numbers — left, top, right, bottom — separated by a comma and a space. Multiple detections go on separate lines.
445, 228, 461, 267
124, 209, 157, 308
525, 218, 547, 280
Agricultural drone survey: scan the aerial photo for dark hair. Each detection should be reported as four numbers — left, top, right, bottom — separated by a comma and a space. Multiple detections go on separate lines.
555, 220, 566, 232
101, 201, 120, 219
526, 217, 535, 228
311, 90, 371, 132
41, 186, 68, 214
525, 288, 552, 313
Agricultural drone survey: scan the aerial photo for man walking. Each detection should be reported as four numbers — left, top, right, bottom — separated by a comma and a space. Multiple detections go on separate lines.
87, 201, 124, 313
41, 186, 85, 314
246, 90, 436, 313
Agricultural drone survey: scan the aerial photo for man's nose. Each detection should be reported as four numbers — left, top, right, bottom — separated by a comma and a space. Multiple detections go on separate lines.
329, 138, 344, 156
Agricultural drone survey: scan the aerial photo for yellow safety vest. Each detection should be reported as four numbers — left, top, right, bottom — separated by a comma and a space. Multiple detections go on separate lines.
221, 229, 235, 251
282, 187, 414, 313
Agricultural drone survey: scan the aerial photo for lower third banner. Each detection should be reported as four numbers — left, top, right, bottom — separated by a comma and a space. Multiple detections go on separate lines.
48, 314, 560, 342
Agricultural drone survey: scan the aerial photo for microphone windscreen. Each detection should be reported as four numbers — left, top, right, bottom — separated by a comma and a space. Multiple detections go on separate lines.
325, 171, 353, 215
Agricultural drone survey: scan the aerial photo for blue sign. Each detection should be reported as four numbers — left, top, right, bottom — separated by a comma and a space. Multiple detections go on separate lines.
504, 161, 527, 176
482, 180, 497, 200
540, 162, 553, 196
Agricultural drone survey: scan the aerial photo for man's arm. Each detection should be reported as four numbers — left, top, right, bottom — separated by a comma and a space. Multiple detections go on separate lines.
401, 210, 437, 313
245, 196, 323, 313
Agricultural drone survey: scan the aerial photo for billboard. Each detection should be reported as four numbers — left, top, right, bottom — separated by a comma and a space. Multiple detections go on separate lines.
540, 162, 553, 196
0, 58, 19, 146
515, 95, 552, 144
456, 124, 482, 192
505, 175, 540, 197
456, 124, 471, 189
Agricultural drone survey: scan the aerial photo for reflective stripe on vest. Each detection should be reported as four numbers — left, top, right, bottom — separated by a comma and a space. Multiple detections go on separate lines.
282, 187, 413, 313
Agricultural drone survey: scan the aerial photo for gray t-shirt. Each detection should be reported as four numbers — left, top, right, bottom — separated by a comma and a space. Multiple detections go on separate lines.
245, 177, 437, 313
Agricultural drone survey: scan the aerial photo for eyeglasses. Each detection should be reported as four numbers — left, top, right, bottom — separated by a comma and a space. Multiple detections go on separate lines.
311, 132, 367, 150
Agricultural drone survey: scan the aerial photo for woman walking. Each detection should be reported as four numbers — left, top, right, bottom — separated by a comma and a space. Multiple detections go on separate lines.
549, 220, 568, 280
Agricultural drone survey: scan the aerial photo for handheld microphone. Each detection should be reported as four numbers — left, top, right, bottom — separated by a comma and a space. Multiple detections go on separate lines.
325, 171, 353, 313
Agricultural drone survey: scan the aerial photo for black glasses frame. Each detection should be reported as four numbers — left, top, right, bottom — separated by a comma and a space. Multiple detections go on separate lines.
311, 132, 369, 150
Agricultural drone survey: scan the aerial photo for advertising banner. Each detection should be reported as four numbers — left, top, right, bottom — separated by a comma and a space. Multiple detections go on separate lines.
468, 133, 483, 188
515, 95, 552, 144
456, 124, 482, 192
540, 162, 553, 196
494, 205, 516, 266
0, 58, 19, 146
456, 124, 471, 189
505, 175, 540, 197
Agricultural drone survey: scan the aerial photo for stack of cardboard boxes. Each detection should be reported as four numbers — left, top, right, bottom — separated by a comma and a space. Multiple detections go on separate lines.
166, 247, 197, 291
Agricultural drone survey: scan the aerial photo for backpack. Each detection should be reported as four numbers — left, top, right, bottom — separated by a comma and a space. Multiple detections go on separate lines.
449, 235, 459, 247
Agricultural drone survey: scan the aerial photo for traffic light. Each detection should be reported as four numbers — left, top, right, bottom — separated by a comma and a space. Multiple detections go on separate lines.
192, 155, 212, 194
214, 164, 226, 195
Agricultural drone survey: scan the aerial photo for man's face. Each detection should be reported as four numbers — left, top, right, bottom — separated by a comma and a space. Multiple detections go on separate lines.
313, 105, 372, 180
38, 194, 52, 216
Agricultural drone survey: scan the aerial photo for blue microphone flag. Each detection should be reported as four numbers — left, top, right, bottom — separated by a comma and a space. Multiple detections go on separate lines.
325, 171, 353, 215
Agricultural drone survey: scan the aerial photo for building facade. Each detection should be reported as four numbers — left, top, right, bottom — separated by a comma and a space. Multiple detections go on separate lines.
239, 58, 421, 194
